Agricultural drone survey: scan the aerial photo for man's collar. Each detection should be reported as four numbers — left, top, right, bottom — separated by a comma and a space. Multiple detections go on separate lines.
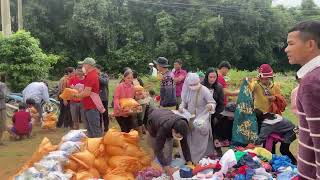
297, 55, 320, 79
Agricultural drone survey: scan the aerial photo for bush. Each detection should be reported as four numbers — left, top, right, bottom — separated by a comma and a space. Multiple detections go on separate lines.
0, 31, 58, 91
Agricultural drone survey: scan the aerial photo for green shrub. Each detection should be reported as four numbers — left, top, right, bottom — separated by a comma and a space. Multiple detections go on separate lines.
0, 31, 59, 91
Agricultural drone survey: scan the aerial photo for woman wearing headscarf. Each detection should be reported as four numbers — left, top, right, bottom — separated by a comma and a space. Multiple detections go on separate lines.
202, 68, 225, 156
113, 68, 138, 133
179, 73, 216, 163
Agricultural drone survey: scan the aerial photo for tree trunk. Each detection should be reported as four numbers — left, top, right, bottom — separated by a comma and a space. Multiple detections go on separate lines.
17, 0, 23, 30
1, 0, 12, 37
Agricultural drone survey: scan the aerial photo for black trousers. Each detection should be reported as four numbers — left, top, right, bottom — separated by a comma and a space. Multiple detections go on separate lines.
100, 100, 109, 132
271, 142, 297, 165
57, 100, 73, 128
115, 115, 138, 133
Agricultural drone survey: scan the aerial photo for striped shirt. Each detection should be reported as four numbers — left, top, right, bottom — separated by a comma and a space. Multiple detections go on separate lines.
297, 55, 320, 180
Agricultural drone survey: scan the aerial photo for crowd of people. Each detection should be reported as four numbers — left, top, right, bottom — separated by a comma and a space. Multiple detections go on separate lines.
0, 20, 319, 179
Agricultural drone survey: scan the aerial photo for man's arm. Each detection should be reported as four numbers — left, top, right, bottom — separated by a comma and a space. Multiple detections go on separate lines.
77, 87, 92, 99
300, 82, 320, 171
42, 85, 50, 103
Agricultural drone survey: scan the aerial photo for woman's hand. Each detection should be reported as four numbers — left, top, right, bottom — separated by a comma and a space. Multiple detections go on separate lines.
206, 104, 213, 112
266, 96, 276, 101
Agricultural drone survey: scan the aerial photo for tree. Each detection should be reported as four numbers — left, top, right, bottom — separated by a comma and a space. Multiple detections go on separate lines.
0, 31, 58, 91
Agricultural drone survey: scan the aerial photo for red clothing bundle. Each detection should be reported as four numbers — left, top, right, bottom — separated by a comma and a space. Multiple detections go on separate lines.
269, 95, 287, 115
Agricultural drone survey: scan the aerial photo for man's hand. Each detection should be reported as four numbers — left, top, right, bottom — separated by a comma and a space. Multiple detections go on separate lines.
206, 104, 213, 112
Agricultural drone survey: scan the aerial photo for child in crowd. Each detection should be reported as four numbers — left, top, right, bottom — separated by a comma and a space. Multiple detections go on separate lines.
8, 103, 32, 139
254, 109, 297, 164
26, 98, 40, 125
148, 89, 159, 108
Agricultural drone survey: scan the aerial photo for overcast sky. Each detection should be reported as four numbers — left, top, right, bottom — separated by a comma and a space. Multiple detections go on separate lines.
272, 0, 320, 7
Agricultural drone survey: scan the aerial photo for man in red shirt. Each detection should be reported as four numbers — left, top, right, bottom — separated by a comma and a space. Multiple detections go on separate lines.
173, 59, 187, 110
74, 58, 102, 137
9, 103, 32, 139
68, 66, 86, 130
217, 61, 239, 105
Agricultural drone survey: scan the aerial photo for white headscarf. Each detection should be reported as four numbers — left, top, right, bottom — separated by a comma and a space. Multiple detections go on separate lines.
181, 73, 201, 103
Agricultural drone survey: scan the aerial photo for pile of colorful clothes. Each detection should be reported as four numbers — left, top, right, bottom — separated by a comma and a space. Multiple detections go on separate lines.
171, 146, 297, 180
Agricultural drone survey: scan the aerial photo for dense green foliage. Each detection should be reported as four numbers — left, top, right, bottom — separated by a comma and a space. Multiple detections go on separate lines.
0, 31, 58, 91
7, 0, 320, 76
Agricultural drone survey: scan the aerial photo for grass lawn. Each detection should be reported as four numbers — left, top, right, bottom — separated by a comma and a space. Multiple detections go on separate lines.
0, 74, 299, 179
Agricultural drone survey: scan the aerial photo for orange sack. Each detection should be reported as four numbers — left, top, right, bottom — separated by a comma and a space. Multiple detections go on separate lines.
59, 88, 79, 101
94, 157, 108, 175
103, 128, 127, 148
85, 137, 103, 157
70, 150, 95, 169
42, 113, 57, 129
119, 98, 140, 109
103, 168, 135, 180
105, 143, 145, 157
108, 156, 143, 173
12, 137, 58, 178
123, 130, 139, 145
64, 159, 79, 172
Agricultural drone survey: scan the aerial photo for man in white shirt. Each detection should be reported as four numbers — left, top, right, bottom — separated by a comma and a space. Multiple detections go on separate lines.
22, 81, 50, 119
148, 63, 158, 77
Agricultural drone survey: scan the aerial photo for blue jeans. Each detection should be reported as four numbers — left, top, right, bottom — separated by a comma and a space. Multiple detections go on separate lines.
84, 109, 102, 137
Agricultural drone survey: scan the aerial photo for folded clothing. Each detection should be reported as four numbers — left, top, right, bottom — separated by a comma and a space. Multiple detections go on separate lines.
192, 163, 221, 175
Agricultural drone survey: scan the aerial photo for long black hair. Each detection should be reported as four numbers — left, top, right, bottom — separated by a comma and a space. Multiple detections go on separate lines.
202, 67, 219, 90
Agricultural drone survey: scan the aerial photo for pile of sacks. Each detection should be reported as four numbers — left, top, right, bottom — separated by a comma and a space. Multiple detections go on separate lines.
12, 128, 163, 180
12, 130, 86, 180
171, 146, 298, 180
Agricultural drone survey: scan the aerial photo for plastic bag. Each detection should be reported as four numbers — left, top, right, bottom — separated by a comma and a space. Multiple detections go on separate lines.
59, 88, 79, 101
59, 141, 82, 155
34, 159, 63, 173
219, 149, 237, 174
193, 110, 210, 128
42, 151, 69, 163
47, 171, 73, 180
70, 150, 95, 169
62, 130, 87, 142
14, 167, 43, 180
172, 108, 193, 121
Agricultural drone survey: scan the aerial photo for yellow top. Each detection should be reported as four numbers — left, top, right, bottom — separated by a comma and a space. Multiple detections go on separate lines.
249, 80, 281, 113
